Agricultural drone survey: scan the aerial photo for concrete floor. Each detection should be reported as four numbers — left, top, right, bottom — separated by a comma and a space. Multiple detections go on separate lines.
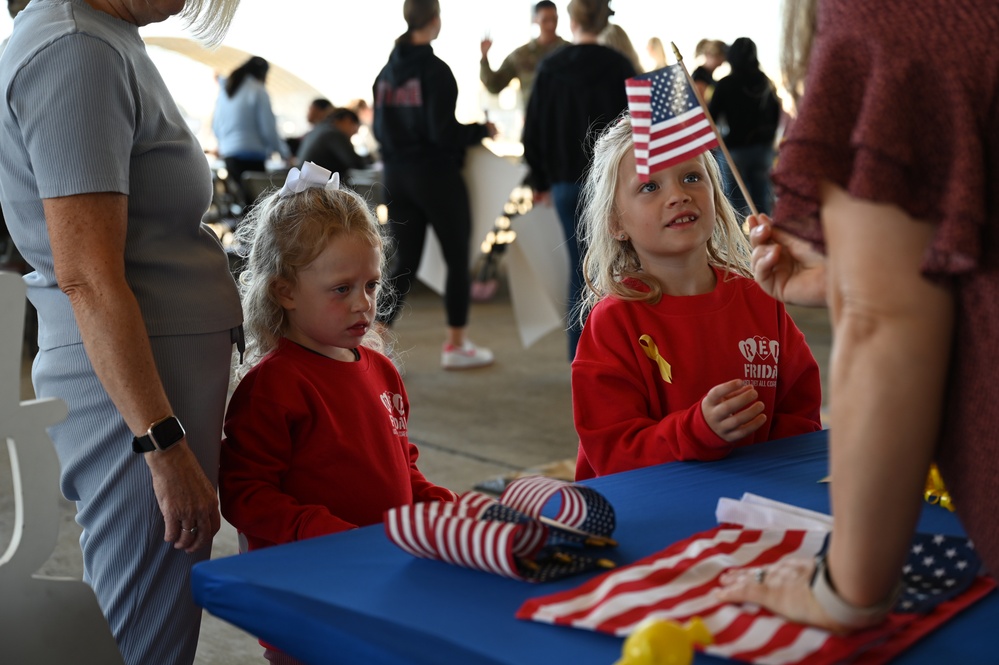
1, 276, 831, 665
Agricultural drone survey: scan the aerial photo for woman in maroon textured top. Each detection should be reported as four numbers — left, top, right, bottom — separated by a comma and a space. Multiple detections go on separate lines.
716, 0, 999, 632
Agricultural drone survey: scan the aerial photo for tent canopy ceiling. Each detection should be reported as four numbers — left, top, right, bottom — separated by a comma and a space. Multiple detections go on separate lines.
143, 36, 328, 113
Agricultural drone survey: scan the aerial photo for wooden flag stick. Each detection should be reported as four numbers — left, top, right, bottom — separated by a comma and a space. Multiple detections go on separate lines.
671, 41, 759, 218
537, 516, 619, 547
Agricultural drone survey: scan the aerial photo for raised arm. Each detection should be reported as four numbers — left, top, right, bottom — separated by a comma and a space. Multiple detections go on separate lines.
480, 47, 518, 95
43, 193, 219, 553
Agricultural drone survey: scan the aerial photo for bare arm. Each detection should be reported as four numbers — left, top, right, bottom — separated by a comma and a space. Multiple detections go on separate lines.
718, 184, 953, 628
820, 183, 953, 604
43, 193, 220, 552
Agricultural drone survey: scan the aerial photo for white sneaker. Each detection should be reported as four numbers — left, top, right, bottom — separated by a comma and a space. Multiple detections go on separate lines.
441, 341, 495, 370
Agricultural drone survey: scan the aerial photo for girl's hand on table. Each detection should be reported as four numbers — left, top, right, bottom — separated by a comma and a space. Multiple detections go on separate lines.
701, 379, 766, 443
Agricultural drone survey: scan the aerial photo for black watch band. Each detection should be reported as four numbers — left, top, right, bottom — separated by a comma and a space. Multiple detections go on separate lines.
132, 415, 186, 453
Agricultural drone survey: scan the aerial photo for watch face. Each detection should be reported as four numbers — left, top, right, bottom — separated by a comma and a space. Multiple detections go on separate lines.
150, 416, 186, 451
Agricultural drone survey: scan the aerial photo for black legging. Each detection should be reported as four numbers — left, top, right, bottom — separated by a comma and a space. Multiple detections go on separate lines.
378, 165, 472, 328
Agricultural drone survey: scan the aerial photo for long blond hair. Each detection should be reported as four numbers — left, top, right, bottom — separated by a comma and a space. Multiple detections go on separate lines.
599, 23, 643, 73
233, 184, 390, 371
780, 0, 818, 104
577, 114, 751, 324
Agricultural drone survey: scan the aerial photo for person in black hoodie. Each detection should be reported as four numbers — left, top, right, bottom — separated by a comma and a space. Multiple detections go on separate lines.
522, 0, 636, 361
373, 0, 498, 370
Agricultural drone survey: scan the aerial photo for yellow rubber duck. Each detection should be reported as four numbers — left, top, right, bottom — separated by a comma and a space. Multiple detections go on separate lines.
615, 616, 713, 665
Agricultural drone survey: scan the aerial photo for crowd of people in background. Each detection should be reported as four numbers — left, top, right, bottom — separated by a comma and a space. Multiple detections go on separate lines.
212, 55, 290, 208
204, 6, 785, 301
479, 0, 567, 109
522, 0, 635, 360
708, 36, 780, 216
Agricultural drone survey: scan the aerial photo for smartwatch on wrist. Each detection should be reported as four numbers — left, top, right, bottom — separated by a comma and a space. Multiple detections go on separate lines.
132, 415, 186, 453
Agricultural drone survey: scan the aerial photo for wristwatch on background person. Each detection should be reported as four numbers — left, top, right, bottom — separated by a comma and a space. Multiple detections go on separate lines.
132, 415, 186, 453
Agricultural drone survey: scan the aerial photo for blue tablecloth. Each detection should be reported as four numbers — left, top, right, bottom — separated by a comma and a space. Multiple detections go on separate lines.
192, 431, 997, 664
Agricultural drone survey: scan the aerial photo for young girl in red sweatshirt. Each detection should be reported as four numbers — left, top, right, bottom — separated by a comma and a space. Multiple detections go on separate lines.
220, 163, 457, 663
220, 162, 456, 539
572, 115, 822, 480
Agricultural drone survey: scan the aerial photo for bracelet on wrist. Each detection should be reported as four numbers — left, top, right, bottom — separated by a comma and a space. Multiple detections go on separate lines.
810, 553, 900, 630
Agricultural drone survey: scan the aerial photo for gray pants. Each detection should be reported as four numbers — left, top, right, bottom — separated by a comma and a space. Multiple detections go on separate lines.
33, 330, 235, 665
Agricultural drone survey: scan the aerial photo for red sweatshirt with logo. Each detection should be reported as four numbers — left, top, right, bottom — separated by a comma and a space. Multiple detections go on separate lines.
573, 268, 822, 480
220, 339, 456, 552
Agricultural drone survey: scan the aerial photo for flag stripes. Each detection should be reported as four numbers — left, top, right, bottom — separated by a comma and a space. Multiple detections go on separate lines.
500, 476, 615, 536
517, 526, 995, 664
626, 64, 719, 181
385, 477, 616, 581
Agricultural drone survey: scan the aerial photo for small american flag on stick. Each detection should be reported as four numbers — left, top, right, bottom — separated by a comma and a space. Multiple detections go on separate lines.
626, 63, 719, 182
384, 477, 617, 582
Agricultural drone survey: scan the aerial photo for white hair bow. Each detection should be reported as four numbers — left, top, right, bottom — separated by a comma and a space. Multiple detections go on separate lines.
278, 161, 340, 198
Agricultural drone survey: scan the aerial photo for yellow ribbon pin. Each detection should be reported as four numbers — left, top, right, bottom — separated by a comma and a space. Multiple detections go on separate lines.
639, 334, 672, 383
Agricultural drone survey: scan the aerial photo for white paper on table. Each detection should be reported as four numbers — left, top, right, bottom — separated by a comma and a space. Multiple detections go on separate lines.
715, 492, 833, 532
505, 204, 570, 348
416, 146, 525, 294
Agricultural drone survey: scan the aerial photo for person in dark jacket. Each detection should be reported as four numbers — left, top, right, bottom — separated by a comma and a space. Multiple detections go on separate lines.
522, 0, 636, 361
296, 107, 368, 184
708, 37, 780, 216
373, 0, 498, 370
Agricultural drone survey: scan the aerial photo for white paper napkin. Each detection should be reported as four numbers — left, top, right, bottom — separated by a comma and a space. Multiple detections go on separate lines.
716, 493, 833, 532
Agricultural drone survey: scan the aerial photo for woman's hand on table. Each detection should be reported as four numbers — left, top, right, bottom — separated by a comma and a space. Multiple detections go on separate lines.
144, 441, 221, 553
715, 558, 849, 633
748, 214, 828, 308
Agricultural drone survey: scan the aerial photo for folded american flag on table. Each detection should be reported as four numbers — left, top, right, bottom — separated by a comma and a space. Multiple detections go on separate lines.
384, 476, 617, 582
517, 526, 995, 664
626, 63, 719, 182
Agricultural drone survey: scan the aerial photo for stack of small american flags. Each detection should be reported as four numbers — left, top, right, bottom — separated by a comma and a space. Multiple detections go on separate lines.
384, 476, 617, 582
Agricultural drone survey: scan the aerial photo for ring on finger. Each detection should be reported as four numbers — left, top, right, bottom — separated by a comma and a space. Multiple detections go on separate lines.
181, 526, 198, 534
754, 567, 767, 584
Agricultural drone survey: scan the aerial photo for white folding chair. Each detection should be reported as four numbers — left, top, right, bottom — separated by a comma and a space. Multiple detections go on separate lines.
0, 271, 124, 664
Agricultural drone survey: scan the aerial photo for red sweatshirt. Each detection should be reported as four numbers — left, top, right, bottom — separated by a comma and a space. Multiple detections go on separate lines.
220, 339, 456, 551
573, 269, 822, 480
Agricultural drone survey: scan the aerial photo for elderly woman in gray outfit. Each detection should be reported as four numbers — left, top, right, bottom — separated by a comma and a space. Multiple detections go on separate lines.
0, 1, 242, 664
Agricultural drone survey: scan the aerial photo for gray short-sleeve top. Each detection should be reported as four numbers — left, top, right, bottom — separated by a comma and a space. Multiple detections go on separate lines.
0, 0, 241, 348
